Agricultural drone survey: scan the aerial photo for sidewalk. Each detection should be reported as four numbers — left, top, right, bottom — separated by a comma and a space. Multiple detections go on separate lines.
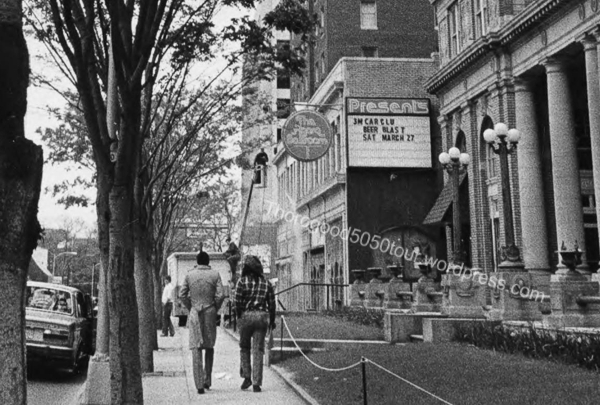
143, 323, 316, 405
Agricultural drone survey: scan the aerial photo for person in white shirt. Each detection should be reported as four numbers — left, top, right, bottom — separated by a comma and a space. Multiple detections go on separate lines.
161, 276, 175, 337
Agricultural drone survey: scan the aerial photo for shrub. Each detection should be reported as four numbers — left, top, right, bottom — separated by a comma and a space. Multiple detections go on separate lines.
455, 322, 600, 372
322, 306, 385, 328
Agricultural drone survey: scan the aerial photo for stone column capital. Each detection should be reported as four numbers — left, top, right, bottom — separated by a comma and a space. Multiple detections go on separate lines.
460, 100, 473, 114
577, 33, 598, 51
437, 115, 450, 127
512, 77, 534, 93
540, 57, 569, 74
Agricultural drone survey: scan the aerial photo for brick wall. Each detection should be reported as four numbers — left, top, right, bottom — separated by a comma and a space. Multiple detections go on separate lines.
293, 0, 437, 101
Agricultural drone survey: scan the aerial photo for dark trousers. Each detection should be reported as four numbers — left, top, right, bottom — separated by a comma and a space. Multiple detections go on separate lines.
162, 302, 175, 336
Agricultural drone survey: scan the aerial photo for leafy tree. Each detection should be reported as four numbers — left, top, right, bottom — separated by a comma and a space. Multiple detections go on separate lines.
0, 1, 43, 404
25, 0, 313, 401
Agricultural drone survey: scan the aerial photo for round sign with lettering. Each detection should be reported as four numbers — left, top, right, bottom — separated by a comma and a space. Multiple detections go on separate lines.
282, 110, 332, 161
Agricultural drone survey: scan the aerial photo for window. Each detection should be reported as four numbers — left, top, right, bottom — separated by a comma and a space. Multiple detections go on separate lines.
321, 53, 325, 76
276, 98, 291, 119
277, 128, 282, 143
448, 3, 461, 56
276, 68, 290, 89
475, 0, 488, 38
362, 47, 378, 57
315, 62, 320, 84
360, 1, 377, 30
486, 144, 498, 179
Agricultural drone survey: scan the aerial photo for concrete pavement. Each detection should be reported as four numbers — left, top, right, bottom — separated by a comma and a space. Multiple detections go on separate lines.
143, 323, 317, 405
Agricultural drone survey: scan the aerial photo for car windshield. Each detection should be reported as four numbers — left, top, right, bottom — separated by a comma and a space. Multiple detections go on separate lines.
26, 286, 73, 315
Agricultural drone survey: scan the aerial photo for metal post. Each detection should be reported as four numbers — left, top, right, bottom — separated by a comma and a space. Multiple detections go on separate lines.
280, 318, 284, 362
361, 357, 368, 405
228, 301, 232, 328
498, 143, 516, 248
451, 165, 462, 264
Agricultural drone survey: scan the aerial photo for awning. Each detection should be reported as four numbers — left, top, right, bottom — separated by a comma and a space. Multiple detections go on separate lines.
423, 173, 466, 225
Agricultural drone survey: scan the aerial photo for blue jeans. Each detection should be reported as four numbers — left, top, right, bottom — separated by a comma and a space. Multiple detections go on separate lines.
238, 310, 269, 386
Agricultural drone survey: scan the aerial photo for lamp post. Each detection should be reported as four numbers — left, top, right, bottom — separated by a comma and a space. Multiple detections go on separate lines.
483, 122, 523, 269
439, 147, 470, 264
52, 251, 78, 277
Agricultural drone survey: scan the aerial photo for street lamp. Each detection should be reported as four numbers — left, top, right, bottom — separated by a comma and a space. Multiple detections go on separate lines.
483, 122, 522, 268
439, 147, 470, 264
52, 251, 77, 277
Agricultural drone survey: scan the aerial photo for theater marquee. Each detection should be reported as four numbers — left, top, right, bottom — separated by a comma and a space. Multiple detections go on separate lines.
346, 97, 432, 168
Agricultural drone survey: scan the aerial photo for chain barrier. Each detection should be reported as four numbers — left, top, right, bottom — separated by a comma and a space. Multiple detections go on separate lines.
364, 358, 454, 405
281, 316, 362, 372
279, 315, 455, 405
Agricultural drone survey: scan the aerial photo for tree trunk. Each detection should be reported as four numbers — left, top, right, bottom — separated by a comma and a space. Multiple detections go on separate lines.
0, 8, 43, 404
108, 183, 143, 404
95, 172, 112, 356
134, 219, 155, 371
153, 265, 163, 331
133, 230, 155, 373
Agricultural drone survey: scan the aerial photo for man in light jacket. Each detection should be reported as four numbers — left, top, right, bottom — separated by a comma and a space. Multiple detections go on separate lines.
179, 251, 225, 394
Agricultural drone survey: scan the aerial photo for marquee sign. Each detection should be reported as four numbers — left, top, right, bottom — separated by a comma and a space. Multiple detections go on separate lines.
282, 110, 332, 162
346, 97, 432, 168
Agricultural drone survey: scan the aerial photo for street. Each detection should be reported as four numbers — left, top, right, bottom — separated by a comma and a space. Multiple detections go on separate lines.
27, 362, 86, 405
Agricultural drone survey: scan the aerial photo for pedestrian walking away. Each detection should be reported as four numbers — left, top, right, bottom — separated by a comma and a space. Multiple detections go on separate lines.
179, 251, 225, 395
161, 276, 175, 337
234, 255, 276, 393
224, 236, 241, 283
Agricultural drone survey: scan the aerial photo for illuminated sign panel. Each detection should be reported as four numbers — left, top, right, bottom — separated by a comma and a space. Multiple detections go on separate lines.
346, 98, 432, 168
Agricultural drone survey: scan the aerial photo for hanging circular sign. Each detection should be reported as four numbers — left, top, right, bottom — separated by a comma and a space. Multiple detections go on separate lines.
282, 110, 332, 161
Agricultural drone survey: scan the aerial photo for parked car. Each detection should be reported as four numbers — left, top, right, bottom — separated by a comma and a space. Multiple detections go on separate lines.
25, 281, 95, 373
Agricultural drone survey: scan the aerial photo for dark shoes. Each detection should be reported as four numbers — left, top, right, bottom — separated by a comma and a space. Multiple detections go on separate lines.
253, 385, 261, 392
203, 383, 210, 390
197, 389, 205, 394
241, 378, 252, 390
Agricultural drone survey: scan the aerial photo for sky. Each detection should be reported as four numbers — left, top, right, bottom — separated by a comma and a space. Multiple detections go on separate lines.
26, 39, 97, 234
24, 4, 248, 236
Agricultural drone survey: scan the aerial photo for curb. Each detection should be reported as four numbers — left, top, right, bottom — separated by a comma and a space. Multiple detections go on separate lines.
221, 326, 321, 405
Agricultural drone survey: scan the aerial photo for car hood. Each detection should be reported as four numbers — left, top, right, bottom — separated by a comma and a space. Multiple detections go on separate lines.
26, 310, 75, 327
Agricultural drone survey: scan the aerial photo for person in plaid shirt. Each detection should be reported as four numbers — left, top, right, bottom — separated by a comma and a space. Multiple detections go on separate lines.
234, 255, 276, 392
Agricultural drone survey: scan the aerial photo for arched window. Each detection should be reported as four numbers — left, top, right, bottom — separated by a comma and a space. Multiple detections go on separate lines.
481, 117, 498, 179
455, 130, 467, 153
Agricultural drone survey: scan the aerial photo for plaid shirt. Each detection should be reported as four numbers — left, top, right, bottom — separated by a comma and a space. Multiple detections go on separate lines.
234, 276, 275, 318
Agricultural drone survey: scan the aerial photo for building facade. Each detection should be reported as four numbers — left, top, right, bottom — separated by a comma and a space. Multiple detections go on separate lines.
274, 56, 442, 310
269, 0, 442, 309
292, 0, 438, 102
238, 0, 292, 274
425, 0, 600, 292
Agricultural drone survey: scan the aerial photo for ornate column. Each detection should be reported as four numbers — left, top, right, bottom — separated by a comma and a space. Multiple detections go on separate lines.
543, 58, 588, 273
514, 78, 550, 275
582, 34, 600, 283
